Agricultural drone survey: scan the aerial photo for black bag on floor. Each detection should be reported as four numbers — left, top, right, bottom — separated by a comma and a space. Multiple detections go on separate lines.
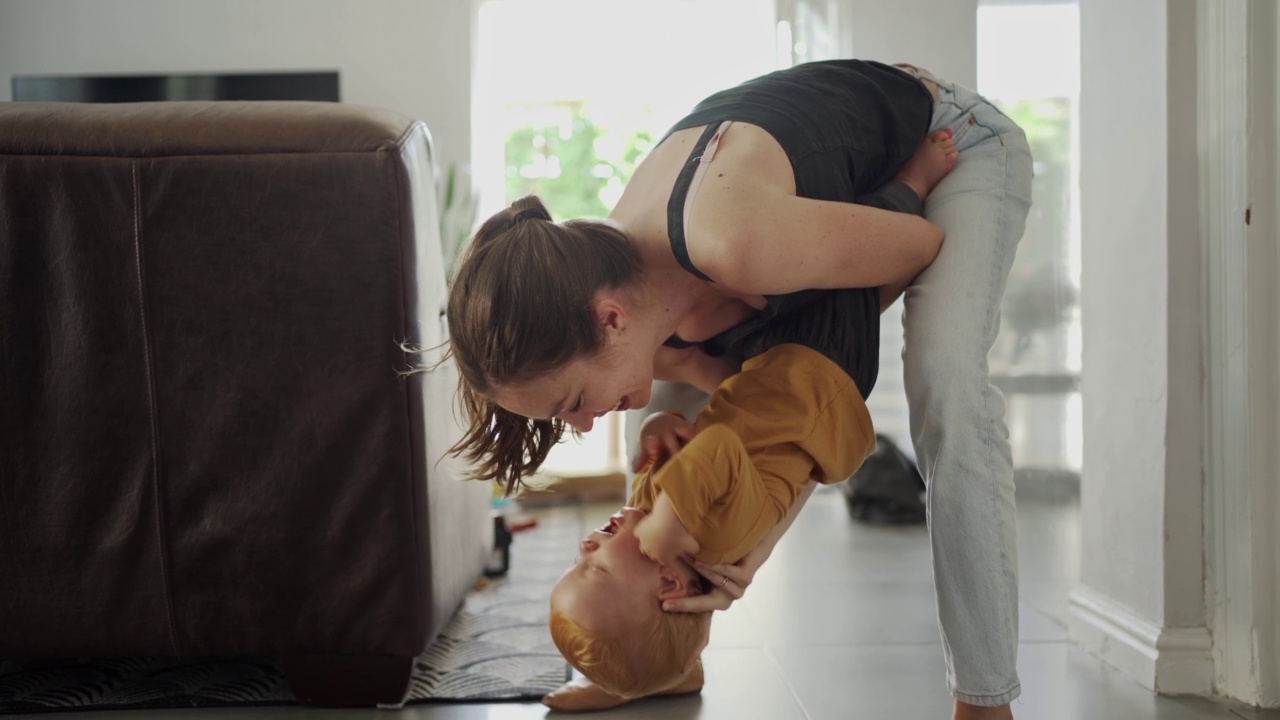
841, 433, 927, 525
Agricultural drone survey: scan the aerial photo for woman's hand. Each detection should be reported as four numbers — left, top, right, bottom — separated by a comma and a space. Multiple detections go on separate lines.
632, 411, 696, 472
662, 556, 758, 613
657, 555, 761, 669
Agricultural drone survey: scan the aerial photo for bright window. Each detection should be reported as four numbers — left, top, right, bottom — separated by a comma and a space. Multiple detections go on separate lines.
979, 1, 1082, 475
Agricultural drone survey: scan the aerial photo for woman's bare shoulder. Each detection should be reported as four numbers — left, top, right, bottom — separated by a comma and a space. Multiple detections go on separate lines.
680, 124, 797, 278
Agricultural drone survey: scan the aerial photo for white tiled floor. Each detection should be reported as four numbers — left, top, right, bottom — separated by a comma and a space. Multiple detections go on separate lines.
34, 486, 1275, 720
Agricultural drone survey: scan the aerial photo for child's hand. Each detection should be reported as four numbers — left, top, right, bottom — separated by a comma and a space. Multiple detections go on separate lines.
633, 411, 696, 472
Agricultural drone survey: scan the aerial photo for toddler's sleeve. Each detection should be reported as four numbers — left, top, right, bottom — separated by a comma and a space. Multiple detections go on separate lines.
652, 424, 785, 565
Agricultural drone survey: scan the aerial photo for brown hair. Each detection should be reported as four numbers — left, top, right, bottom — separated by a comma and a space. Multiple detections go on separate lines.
445, 195, 641, 494
549, 598, 710, 698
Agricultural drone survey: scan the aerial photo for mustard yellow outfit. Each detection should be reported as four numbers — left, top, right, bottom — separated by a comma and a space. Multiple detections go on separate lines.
627, 344, 876, 565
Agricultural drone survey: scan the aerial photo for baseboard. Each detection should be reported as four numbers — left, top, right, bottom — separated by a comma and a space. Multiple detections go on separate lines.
1068, 585, 1214, 696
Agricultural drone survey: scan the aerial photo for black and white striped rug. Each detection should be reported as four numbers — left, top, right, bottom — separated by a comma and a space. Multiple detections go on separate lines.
0, 510, 578, 714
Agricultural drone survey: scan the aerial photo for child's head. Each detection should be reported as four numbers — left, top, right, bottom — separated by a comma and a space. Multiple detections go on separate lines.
549, 507, 711, 698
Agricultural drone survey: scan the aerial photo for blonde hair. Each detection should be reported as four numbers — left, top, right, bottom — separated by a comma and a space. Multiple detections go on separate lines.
549, 604, 710, 698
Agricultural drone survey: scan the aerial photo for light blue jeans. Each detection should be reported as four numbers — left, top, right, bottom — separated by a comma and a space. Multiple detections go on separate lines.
905, 74, 1033, 706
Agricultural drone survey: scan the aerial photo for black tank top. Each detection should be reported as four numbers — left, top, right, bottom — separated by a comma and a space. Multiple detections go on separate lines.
661, 59, 933, 398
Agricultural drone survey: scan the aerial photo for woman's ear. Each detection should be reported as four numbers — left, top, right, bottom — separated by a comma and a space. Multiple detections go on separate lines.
656, 566, 691, 601
593, 292, 628, 333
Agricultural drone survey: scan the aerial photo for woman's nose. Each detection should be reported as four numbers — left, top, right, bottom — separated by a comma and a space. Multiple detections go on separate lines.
579, 539, 599, 554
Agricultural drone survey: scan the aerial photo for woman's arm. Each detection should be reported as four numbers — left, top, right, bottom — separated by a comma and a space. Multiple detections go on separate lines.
728, 477, 818, 574
878, 276, 913, 312
689, 187, 943, 297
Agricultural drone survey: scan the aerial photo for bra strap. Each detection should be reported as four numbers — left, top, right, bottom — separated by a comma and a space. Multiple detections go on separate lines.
665, 123, 724, 282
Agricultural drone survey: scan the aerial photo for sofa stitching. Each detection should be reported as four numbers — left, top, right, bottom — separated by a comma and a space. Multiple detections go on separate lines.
131, 160, 182, 656
392, 121, 417, 151
392, 127, 427, 655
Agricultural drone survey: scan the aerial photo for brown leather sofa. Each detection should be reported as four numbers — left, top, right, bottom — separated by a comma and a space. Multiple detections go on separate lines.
0, 101, 492, 707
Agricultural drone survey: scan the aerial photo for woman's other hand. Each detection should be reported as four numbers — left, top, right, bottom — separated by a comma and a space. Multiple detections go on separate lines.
662, 556, 756, 613
658, 556, 757, 669
632, 411, 696, 472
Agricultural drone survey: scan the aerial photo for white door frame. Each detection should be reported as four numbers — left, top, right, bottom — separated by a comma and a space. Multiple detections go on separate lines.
1199, 0, 1280, 707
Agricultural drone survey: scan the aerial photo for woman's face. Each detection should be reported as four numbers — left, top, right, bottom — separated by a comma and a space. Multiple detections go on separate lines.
491, 340, 654, 433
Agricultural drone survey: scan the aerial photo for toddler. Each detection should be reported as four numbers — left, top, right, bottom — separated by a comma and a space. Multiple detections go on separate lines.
548, 342, 875, 699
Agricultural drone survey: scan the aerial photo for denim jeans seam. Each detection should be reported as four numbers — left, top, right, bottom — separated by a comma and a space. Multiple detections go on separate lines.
978, 130, 1014, 601
936, 99, 1003, 149
968, 111, 1008, 149
938, 126, 1022, 699
937, 77, 1013, 142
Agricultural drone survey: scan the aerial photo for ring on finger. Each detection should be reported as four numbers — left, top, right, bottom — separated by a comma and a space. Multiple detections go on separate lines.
719, 576, 730, 588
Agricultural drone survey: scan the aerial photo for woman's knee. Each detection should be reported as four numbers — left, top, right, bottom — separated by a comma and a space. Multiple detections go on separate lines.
903, 352, 1004, 420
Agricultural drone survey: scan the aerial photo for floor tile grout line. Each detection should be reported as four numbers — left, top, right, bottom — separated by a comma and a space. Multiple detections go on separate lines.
1018, 639, 1073, 645
732, 638, 1073, 650
763, 645, 815, 720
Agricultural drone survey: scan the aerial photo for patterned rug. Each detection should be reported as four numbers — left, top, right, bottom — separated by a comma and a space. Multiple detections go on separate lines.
0, 508, 579, 714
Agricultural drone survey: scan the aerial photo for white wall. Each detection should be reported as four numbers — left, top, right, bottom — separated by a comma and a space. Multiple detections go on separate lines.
0, 0, 473, 173
1228, 0, 1280, 704
1070, 0, 1211, 694
1162, 0, 1207, 634
1077, 0, 1172, 623
1267, 5, 1280, 689
1261, 6, 1279, 703
837, 0, 978, 88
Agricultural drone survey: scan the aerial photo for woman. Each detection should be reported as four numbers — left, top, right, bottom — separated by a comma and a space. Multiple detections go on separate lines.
445, 59, 1032, 720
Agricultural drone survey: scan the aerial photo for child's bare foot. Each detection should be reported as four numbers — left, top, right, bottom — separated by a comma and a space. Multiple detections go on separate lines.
895, 128, 959, 201
541, 661, 704, 713
541, 678, 628, 713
